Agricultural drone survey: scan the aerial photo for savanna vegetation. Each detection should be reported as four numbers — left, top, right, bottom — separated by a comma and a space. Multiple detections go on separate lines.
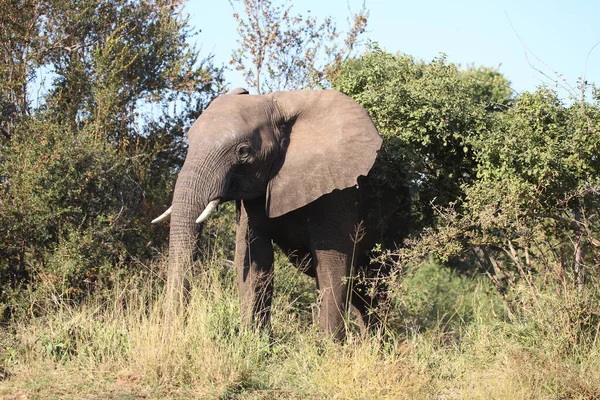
1, 0, 599, 398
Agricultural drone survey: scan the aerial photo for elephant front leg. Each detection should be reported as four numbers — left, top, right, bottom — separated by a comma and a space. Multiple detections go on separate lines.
235, 201, 274, 331
314, 249, 351, 340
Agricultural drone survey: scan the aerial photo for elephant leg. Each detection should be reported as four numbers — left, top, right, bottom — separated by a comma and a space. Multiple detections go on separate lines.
313, 249, 352, 340
235, 200, 274, 331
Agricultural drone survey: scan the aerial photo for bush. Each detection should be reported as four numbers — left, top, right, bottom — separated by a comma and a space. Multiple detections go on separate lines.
389, 260, 502, 335
0, 119, 151, 317
0, 0, 224, 319
330, 47, 511, 230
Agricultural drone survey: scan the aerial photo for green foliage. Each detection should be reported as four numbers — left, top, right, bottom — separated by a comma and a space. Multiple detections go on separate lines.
42, 0, 223, 137
0, 0, 49, 139
201, 202, 238, 263
448, 86, 600, 276
457, 86, 600, 305
462, 65, 514, 109
391, 260, 502, 334
0, 0, 224, 318
351, 59, 600, 360
471, 88, 600, 199
0, 120, 144, 310
331, 48, 600, 380
330, 46, 512, 229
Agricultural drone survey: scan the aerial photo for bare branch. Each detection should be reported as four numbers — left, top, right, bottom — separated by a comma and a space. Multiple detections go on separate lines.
230, 0, 368, 93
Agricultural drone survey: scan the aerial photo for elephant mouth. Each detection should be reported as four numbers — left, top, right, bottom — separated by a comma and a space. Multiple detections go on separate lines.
226, 173, 268, 201
227, 190, 264, 200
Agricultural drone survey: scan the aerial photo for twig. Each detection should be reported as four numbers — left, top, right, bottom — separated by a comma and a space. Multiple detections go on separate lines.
505, 11, 577, 97
505, 240, 544, 315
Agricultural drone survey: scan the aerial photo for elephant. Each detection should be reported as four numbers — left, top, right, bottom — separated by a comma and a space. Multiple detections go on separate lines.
153, 88, 407, 340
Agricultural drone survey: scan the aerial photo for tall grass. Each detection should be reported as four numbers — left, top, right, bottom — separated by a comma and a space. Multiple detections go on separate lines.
1, 256, 599, 399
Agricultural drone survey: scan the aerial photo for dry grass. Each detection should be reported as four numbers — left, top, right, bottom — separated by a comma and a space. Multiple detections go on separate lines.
1, 259, 599, 399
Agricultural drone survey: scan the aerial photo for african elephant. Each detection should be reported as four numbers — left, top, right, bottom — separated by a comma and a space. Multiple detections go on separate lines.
153, 88, 404, 340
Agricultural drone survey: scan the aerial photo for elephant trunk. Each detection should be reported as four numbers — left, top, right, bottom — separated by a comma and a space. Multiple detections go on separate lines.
162, 156, 228, 335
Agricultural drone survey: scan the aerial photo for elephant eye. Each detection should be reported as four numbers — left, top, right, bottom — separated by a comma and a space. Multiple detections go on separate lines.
236, 143, 254, 162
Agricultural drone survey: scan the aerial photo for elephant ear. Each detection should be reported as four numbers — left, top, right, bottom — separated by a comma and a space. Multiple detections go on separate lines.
266, 90, 382, 218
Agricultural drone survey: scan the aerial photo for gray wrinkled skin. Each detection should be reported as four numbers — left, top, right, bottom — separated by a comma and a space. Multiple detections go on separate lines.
162, 88, 389, 340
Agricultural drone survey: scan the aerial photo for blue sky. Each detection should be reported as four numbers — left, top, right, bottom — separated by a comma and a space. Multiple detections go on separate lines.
186, 0, 600, 99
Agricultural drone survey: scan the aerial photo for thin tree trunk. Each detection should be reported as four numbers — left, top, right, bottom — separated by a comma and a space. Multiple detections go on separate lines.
472, 246, 515, 320
573, 204, 585, 293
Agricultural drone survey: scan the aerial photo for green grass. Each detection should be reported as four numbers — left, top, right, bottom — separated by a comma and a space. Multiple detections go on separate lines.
1, 257, 599, 399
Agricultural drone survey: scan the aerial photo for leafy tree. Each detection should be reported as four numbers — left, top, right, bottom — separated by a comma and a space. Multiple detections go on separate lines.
462, 65, 514, 110
333, 48, 600, 345
41, 0, 223, 141
0, 0, 224, 317
230, 0, 368, 94
463, 88, 600, 290
330, 47, 512, 231
0, 120, 141, 306
0, 0, 52, 139
390, 85, 600, 314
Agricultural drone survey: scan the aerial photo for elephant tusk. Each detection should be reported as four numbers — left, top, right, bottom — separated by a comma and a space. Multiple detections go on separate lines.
196, 199, 220, 224
151, 206, 172, 224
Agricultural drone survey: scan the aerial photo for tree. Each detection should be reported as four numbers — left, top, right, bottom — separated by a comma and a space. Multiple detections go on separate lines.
230, 0, 368, 94
41, 0, 224, 141
0, 0, 51, 139
330, 47, 512, 231
382, 83, 600, 311
0, 0, 224, 317
461, 87, 600, 293
332, 48, 600, 344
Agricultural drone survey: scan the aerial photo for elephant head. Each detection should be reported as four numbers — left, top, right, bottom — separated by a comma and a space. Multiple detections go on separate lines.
155, 88, 382, 323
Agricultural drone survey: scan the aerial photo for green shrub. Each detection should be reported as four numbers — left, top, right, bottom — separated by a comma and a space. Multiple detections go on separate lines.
0, 119, 147, 316
388, 260, 502, 335
330, 47, 510, 230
